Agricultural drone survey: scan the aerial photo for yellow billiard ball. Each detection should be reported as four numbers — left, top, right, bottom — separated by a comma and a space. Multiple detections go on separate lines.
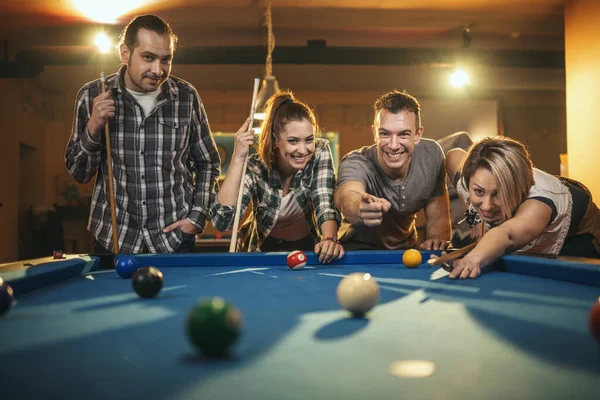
402, 249, 422, 268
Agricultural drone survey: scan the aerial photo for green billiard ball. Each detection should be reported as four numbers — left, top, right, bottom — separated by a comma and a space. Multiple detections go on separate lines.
186, 297, 243, 357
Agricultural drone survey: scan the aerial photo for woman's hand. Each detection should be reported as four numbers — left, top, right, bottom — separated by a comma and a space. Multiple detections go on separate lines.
314, 239, 345, 264
447, 257, 482, 279
428, 253, 482, 279
232, 118, 255, 160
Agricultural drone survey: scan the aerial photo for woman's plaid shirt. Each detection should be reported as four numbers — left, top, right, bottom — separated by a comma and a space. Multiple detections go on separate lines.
211, 138, 341, 251
65, 67, 220, 253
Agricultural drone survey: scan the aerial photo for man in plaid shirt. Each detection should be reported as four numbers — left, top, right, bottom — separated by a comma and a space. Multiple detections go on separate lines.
65, 15, 220, 254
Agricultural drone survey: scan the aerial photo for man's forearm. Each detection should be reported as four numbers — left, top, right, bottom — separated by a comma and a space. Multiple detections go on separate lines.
189, 161, 218, 232
424, 194, 452, 242
189, 158, 220, 231
86, 120, 103, 141
336, 189, 364, 226
425, 219, 451, 241
65, 122, 103, 184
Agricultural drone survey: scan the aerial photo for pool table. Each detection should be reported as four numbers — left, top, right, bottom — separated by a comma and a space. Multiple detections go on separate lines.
1, 250, 599, 400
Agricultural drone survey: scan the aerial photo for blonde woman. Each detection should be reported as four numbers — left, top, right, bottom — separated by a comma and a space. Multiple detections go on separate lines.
442, 136, 600, 279
211, 92, 344, 263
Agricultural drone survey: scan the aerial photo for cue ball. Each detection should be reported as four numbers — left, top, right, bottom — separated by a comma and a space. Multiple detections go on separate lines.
287, 250, 307, 270
132, 267, 163, 298
402, 249, 422, 268
0, 278, 14, 317
116, 257, 139, 279
337, 272, 380, 316
186, 297, 243, 357
590, 298, 600, 344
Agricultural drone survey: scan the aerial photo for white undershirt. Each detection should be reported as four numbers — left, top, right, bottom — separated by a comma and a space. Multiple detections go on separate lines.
269, 191, 311, 241
126, 88, 161, 117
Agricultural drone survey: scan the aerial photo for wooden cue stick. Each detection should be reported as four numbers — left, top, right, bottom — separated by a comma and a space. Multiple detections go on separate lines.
228, 78, 261, 253
100, 72, 120, 254
427, 242, 477, 266
427, 222, 484, 266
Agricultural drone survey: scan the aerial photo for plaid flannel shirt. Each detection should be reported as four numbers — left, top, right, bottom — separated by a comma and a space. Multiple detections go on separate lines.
65, 67, 220, 253
211, 138, 340, 251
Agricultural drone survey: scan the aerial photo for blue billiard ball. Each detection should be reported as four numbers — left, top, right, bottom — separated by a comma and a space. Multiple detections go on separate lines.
115, 257, 139, 279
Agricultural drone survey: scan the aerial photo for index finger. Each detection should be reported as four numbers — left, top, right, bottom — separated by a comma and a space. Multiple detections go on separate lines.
361, 192, 374, 204
364, 201, 383, 212
380, 199, 392, 212
162, 220, 180, 233
95, 91, 111, 101
237, 118, 252, 133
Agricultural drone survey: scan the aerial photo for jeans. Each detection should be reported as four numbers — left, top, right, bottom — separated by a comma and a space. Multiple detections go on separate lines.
260, 235, 316, 252
94, 232, 196, 254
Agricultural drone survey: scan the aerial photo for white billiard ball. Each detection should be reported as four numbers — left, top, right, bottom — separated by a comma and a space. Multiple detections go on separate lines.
336, 272, 380, 316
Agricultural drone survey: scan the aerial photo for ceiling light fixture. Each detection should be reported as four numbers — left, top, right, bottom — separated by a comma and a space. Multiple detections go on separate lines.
254, 0, 280, 120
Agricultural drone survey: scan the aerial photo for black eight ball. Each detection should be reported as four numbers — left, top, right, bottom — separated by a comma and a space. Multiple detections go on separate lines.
132, 267, 163, 298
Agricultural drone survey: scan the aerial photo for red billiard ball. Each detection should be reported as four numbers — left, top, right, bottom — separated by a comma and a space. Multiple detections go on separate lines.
287, 250, 307, 270
215, 232, 223, 239
590, 298, 600, 344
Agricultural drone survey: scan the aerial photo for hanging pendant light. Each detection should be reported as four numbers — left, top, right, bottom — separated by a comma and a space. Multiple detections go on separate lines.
254, 76, 280, 120
254, 0, 280, 120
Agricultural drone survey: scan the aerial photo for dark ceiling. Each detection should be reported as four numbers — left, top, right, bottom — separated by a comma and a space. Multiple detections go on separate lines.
0, 0, 568, 78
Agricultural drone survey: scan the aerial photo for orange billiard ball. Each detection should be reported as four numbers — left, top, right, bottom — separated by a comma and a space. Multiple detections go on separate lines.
402, 249, 422, 268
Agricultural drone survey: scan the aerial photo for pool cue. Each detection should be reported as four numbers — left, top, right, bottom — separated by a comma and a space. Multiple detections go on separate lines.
427, 242, 477, 266
427, 223, 483, 266
100, 72, 120, 253
228, 78, 260, 253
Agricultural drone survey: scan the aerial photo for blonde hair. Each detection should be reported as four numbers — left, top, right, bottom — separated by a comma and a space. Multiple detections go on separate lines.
257, 91, 318, 166
460, 136, 534, 220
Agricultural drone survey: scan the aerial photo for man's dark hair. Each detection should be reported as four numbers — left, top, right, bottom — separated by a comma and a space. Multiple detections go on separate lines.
373, 90, 421, 127
118, 14, 178, 50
